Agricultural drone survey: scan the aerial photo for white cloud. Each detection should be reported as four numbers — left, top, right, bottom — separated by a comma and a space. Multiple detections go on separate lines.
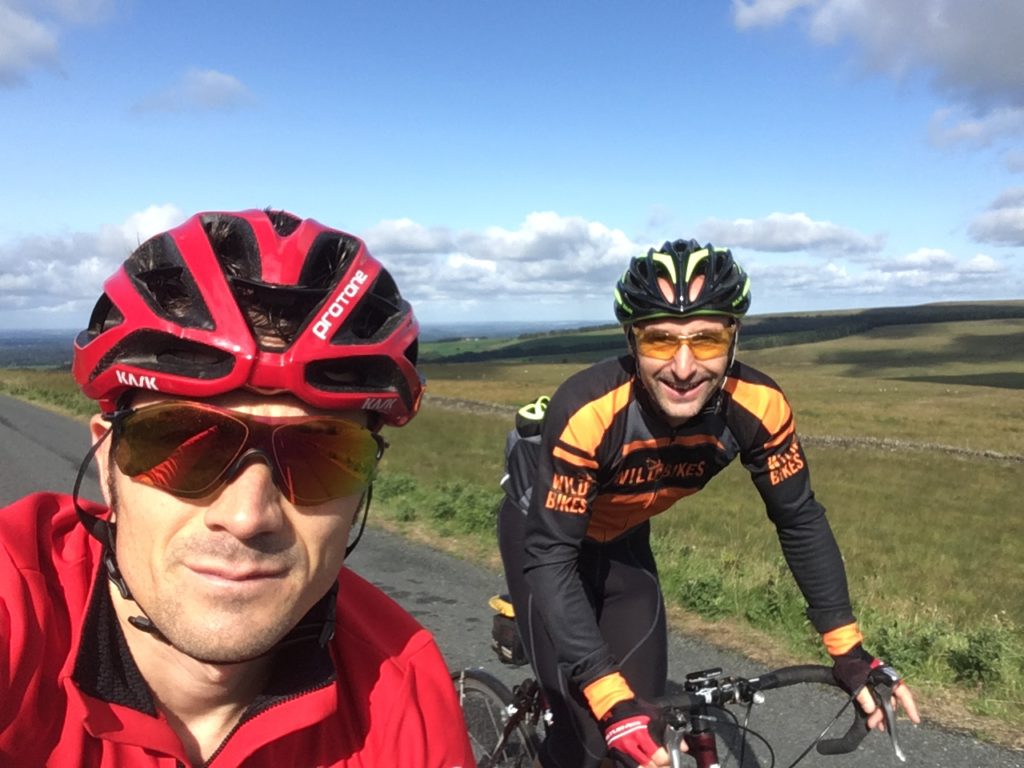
0, 3, 59, 85
117, 204, 185, 244
0, 0, 113, 86
968, 188, 1024, 246
368, 212, 641, 313
1, 209, 1019, 329
733, 0, 817, 29
132, 68, 254, 113
697, 212, 883, 254
960, 253, 1002, 274
930, 106, 1024, 148
363, 218, 456, 254
0, 205, 185, 322
748, 245, 1012, 308
879, 248, 956, 271
732, 0, 1024, 144
1005, 151, 1024, 174
866, 247, 1005, 290
448, 252, 497, 273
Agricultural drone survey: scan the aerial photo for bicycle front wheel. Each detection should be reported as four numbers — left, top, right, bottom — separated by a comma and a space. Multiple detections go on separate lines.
452, 668, 539, 768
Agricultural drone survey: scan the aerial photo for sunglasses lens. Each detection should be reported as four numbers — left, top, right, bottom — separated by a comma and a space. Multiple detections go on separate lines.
635, 327, 734, 361
273, 421, 381, 505
113, 402, 382, 504
635, 331, 680, 359
114, 403, 247, 497
688, 331, 733, 360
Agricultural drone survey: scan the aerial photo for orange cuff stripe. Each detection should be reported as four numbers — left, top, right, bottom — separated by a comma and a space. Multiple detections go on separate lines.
583, 672, 635, 721
822, 622, 864, 656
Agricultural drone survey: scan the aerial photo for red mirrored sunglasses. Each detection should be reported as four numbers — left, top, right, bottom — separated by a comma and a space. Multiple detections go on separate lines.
108, 401, 386, 506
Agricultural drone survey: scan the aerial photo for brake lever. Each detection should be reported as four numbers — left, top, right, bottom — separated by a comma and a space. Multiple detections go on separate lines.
872, 666, 907, 763
664, 724, 686, 768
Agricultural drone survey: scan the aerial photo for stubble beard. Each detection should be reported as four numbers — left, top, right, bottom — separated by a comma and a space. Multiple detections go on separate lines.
105, 466, 300, 665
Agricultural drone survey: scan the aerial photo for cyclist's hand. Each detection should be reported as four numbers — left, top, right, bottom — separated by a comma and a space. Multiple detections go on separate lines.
601, 698, 672, 767
832, 644, 921, 731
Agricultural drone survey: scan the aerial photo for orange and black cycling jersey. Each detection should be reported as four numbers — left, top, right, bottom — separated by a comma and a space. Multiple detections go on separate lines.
520, 355, 857, 690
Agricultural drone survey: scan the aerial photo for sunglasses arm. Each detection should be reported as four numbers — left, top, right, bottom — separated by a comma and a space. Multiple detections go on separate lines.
72, 416, 174, 645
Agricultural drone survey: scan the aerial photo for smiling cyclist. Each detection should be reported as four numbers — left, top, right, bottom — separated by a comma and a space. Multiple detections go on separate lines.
0, 209, 474, 767
497, 238, 920, 768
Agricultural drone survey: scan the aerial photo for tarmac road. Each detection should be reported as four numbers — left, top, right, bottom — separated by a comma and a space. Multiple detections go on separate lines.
1, 393, 1021, 767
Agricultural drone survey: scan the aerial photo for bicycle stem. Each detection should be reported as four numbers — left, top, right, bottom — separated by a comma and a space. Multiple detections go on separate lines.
664, 706, 722, 768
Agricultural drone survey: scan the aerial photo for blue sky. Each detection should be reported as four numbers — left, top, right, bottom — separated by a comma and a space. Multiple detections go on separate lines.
1, 0, 1022, 330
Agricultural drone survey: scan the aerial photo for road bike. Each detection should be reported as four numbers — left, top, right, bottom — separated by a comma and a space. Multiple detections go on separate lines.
452, 596, 908, 768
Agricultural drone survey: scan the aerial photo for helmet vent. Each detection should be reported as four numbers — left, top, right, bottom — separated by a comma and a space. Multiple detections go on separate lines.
329, 272, 404, 343
126, 235, 214, 330
266, 209, 301, 237
299, 232, 362, 290
306, 355, 412, 405
93, 330, 235, 383
201, 214, 261, 282
229, 276, 329, 350
78, 294, 124, 347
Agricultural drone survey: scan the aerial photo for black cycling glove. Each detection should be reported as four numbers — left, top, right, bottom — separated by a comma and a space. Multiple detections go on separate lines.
832, 643, 903, 702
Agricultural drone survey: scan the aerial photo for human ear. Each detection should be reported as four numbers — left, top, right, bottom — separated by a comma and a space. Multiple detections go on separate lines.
88, 413, 115, 508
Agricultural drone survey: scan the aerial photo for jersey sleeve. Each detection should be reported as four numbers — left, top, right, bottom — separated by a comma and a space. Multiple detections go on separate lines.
0, 567, 11, 737
521, 376, 624, 690
724, 367, 858, 637
381, 636, 476, 767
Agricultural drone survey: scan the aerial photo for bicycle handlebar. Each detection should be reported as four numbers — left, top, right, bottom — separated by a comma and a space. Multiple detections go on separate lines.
655, 663, 905, 761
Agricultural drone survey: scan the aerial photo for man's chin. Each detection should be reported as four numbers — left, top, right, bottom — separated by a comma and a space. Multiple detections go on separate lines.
654, 383, 711, 422
156, 620, 289, 665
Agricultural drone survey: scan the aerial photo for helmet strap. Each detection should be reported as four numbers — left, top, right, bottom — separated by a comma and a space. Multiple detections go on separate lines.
345, 486, 372, 558
73, 408, 348, 655
711, 323, 741, 416
73, 419, 173, 646
624, 324, 638, 356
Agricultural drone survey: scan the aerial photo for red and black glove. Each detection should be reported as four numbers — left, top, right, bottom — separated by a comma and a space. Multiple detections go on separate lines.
832, 643, 904, 702
831, 643, 881, 695
600, 697, 665, 767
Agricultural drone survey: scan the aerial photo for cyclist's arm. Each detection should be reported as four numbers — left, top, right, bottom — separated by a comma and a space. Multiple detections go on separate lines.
756, 469, 858, 640
521, 385, 624, 700
522, 449, 619, 685
749, 441, 922, 728
725, 367, 859, 648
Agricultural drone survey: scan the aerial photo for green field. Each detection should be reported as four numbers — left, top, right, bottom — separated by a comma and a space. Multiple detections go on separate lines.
2, 307, 1023, 742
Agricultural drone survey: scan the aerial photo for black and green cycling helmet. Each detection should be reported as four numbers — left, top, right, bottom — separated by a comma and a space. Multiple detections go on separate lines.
613, 239, 751, 324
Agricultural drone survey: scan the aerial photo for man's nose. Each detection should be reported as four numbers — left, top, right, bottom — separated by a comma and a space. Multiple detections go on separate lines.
668, 341, 698, 377
202, 460, 285, 539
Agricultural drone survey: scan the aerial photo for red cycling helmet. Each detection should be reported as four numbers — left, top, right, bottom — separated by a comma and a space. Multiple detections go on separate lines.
73, 209, 423, 426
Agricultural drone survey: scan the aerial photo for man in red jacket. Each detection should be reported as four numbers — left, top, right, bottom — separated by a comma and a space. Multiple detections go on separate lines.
0, 209, 474, 766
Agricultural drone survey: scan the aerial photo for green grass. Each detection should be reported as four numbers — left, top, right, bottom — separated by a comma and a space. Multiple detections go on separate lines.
0, 367, 94, 419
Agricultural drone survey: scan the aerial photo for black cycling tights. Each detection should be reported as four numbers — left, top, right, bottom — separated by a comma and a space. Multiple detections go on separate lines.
497, 498, 667, 768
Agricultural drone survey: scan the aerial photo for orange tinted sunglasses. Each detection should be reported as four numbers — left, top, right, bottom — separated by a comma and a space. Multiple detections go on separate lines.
633, 324, 736, 361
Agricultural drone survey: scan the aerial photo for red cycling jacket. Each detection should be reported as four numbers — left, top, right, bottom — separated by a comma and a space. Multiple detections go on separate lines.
0, 492, 474, 767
